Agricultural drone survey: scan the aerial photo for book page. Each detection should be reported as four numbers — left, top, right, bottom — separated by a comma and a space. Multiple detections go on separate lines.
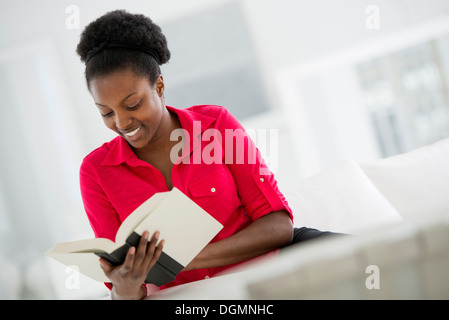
45, 188, 223, 283
47, 252, 110, 283
45, 239, 116, 283
115, 191, 168, 244
134, 188, 223, 266
46, 237, 118, 254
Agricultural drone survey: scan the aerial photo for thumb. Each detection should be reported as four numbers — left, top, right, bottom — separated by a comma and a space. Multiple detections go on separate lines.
99, 258, 113, 275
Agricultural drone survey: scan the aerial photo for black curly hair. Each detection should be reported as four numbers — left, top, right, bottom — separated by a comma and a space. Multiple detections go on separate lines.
76, 9, 171, 90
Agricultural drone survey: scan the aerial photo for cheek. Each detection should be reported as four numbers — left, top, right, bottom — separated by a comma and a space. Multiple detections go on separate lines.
142, 102, 163, 126
102, 117, 117, 132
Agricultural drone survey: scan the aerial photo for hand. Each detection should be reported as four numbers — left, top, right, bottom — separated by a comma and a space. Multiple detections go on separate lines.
99, 230, 164, 300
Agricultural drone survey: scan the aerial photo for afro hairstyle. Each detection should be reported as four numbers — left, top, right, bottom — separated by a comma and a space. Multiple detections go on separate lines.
76, 9, 170, 90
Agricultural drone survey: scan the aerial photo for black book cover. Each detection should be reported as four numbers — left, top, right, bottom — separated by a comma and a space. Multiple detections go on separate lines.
95, 232, 184, 286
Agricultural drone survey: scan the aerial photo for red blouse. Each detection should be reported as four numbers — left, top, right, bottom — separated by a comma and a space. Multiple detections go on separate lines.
79, 105, 293, 290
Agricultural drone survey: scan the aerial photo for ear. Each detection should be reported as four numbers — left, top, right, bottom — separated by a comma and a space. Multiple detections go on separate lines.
154, 75, 165, 97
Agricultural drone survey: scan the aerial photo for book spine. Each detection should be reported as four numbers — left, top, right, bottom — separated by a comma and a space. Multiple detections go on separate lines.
144, 252, 182, 286
126, 232, 184, 286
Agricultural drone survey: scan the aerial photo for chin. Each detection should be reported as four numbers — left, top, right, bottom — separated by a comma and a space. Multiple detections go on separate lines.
126, 139, 148, 149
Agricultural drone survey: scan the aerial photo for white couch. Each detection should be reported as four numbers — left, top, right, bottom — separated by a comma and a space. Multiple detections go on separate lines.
284, 136, 449, 234
149, 137, 449, 300
15, 137, 446, 299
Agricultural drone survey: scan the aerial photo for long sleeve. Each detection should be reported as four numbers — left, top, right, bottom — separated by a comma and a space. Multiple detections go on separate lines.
214, 106, 293, 222
79, 158, 121, 242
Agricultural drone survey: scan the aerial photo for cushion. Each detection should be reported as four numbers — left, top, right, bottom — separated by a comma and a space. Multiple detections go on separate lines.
282, 160, 402, 234
360, 137, 449, 221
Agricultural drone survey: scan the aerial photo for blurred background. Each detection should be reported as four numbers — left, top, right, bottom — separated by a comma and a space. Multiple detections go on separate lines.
0, 0, 448, 299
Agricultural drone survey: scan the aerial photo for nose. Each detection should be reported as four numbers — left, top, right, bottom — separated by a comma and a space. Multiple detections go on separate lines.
114, 111, 132, 131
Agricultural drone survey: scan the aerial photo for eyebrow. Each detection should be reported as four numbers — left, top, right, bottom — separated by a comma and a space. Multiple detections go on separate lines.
95, 92, 138, 108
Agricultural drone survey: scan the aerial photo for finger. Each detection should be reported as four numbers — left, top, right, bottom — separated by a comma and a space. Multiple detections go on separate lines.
143, 231, 159, 262
148, 239, 164, 270
134, 231, 150, 266
99, 258, 113, 275
142, 232, 160, 268
147, 231, 160, 253
121, 245, 136, 272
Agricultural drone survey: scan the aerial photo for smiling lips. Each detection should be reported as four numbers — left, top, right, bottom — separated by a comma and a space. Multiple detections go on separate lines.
124, 125, 142, 138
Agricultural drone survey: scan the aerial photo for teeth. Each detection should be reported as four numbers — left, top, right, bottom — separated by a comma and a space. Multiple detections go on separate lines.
125, 126, 141, 137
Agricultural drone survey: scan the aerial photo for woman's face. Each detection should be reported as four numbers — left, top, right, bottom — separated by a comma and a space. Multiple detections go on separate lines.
89, 69, 165, 149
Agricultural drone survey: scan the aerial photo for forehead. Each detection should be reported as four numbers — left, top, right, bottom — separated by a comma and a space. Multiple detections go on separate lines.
90, 69, 150, 103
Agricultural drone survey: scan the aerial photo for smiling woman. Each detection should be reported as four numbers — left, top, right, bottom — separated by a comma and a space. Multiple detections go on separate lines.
74, 9, 337, 300
90, 70, 177, 153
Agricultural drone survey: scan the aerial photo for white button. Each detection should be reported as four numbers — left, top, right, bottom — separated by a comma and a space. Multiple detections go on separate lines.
205, 276, 210, 279
211, 187, 216, 193
260, 178, 264, 182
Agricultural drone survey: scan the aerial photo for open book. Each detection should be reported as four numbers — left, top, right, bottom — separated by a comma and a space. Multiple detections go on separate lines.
45, 188, 223, 286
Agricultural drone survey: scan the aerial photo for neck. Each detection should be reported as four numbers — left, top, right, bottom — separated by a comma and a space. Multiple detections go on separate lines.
133, 107, 181, 158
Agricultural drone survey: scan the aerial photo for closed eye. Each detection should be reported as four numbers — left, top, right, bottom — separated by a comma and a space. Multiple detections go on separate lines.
127, 101, 142, 111
98, 100, 141, 117
101, 111, 113, 117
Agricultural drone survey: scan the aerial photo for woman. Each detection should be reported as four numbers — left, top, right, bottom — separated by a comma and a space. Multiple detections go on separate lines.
77, 9, 331, 300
